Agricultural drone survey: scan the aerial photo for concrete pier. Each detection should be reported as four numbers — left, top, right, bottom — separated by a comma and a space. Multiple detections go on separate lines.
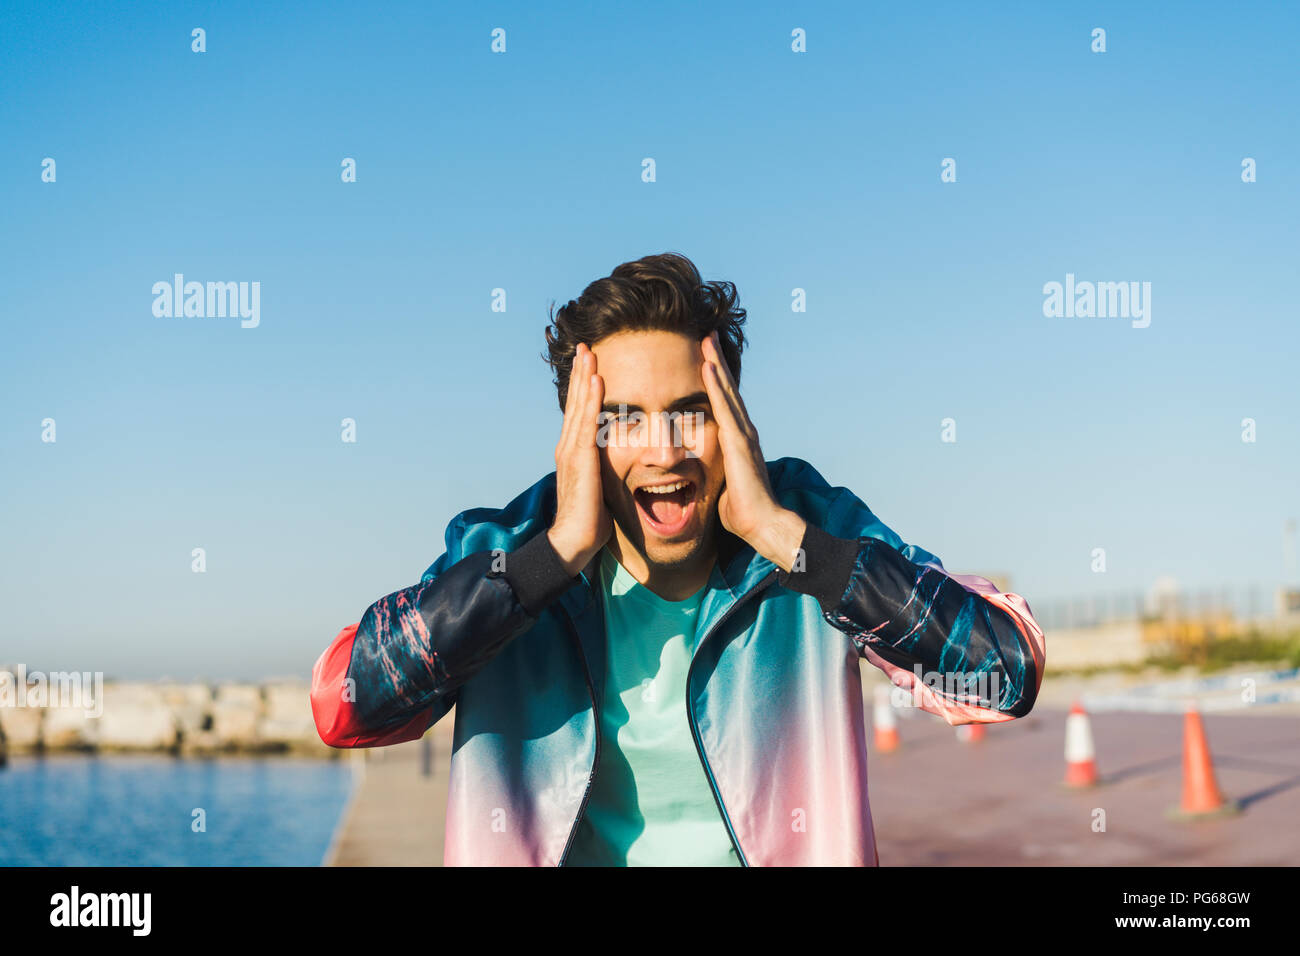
324, 712, 456, 866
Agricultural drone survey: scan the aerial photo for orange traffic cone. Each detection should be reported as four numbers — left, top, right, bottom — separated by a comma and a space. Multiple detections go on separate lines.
1063, 701, 1098, 787
873, 684, 900, 753
956, 723, 987, 743
1167, 704, 1241, 821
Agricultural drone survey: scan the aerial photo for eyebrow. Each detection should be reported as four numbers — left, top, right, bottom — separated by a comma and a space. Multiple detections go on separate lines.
601, 391, 711, 414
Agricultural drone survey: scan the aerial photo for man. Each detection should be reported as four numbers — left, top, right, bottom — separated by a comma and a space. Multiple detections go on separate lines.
310, 252, 1046, 866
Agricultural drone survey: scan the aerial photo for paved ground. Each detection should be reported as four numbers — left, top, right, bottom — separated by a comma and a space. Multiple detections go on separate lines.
868, 704, 1300, 866
324, 715, 453, 866
324, 689, 1300, 866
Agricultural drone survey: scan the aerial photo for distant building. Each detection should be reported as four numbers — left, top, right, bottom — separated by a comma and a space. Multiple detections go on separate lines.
1276, 587, 1300, 622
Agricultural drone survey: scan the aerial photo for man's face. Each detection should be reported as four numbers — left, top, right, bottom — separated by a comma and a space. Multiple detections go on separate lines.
589, 329, 724, 572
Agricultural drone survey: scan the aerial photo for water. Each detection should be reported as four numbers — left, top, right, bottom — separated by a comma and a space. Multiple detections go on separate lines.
0, 754, 354, 866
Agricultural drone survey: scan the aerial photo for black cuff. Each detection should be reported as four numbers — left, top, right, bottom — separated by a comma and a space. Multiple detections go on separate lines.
777, 520, 862, 613
499, 530, 578, 617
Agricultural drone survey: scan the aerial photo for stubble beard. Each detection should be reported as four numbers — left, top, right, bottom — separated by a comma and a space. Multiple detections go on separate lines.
608, 491, 719, 575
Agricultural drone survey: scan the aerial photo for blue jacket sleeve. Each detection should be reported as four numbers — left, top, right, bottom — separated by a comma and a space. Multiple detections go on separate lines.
309, 524, 576, 748
777, 489, 1045, 724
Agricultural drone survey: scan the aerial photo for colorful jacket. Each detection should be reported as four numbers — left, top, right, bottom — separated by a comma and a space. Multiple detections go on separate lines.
310, 456, 1046, 866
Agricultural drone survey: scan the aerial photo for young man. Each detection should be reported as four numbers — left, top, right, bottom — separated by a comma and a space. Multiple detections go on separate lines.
310, 252, 1046, 866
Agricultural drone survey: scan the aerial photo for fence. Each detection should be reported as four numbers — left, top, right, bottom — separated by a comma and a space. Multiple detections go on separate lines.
1028, 586, 1291, 633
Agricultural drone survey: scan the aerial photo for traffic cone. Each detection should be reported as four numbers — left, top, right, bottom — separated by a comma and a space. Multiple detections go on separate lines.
873, 684, 900, 753
956, 723, 986, 743
1063, 701, 1098, 787
1167, 704, 1241, 821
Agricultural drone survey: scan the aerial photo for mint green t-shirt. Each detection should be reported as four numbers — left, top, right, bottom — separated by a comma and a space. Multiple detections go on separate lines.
565, 548, 741, 866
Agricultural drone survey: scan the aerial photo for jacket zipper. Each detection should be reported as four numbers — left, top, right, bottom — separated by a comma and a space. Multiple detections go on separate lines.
556, 604, 600, 867
555, 566, 778, 866
685, 569, 778, 868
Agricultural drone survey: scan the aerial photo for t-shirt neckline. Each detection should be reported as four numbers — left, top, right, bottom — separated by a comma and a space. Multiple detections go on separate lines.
599, 547, 708, 610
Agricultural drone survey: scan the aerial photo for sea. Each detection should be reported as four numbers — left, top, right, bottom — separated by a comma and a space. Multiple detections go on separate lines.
0, 753, 354, 866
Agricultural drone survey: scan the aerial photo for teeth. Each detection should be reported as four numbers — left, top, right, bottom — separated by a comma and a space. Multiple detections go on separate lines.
640, 480, 689, 494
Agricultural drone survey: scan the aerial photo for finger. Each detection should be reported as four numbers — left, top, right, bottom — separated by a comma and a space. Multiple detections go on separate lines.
559, 345, 581, 447
703, 350, 752, 444
563, 344, 584, 419
702, 332, 726, 382
702, 358, 748, 452
705, 359, 773, 503
576, 343, 601, 449
560, 345, 590, 450
704, 331, 739, 391
703, 333, 754, 434
581, 350, 605, 450
579, 371, 604, 449
701, 334, 737, 409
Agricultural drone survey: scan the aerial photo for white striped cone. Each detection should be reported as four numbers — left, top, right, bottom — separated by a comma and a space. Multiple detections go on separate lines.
1063, 701, 1098, 787
956, 723, 987, 743
873, 684, 900, 752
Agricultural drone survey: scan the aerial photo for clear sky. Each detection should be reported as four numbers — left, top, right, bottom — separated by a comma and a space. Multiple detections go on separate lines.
2, 1, 1296, 679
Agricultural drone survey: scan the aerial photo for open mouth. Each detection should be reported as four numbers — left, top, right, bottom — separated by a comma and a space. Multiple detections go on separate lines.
632, 479, 697, 538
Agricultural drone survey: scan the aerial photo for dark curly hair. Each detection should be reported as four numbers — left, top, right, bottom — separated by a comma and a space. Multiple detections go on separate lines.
543, 251, 747, 412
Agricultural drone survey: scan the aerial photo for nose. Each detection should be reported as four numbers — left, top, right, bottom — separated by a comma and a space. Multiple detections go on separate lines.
638, 411, 689, 470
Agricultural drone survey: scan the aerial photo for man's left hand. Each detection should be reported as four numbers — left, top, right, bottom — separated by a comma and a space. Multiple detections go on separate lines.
701, 331, 807, 572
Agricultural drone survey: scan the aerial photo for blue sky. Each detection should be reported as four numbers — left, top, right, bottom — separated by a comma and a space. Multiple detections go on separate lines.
2, 1, 1296, 679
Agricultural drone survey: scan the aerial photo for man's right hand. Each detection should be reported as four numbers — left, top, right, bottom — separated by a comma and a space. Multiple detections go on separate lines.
547, 342, 612, 577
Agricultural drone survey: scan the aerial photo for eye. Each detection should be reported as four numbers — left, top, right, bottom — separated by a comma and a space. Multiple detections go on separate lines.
682, 408, 710, 426
599, 411, 645, 436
